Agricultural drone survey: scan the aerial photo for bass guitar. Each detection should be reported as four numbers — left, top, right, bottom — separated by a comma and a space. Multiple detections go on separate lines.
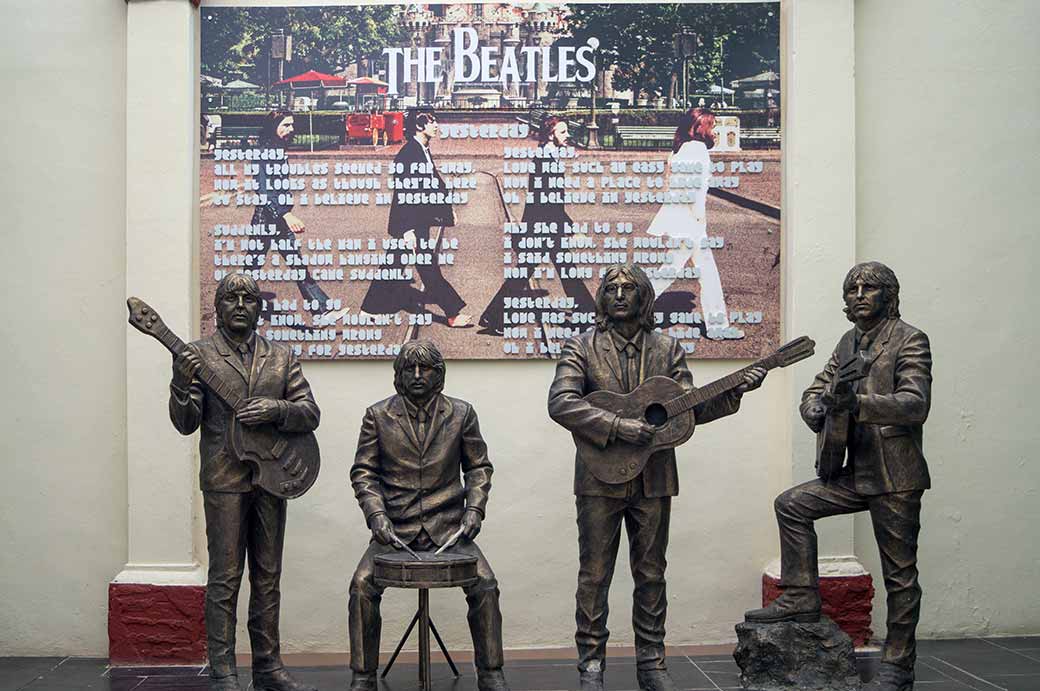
577, 336, 816, 484
127, 297, 320, 499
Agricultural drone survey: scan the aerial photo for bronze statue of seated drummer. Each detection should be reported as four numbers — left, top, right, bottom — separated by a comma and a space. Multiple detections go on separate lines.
348, 340, 510, 691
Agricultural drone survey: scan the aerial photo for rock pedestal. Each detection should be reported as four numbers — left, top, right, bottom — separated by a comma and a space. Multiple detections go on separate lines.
733, 616, 861, 691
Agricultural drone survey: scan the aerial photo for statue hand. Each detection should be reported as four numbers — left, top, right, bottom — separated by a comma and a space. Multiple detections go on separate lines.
461, 509, 483, 540
370, 514, 398, 546
737, 366, 768, 394
172, 350, 202, 388
617, 418, 655, 446
821, 390, 858, 414
805, 403, 827, 433
237, 397, 281, 426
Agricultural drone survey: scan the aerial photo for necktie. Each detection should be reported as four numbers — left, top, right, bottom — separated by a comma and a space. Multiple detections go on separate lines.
415, 407, 428, 446
622, 343, 639, 392
238, 342, 252, 370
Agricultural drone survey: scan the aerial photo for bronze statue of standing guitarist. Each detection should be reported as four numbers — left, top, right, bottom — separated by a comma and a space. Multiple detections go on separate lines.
130, 273, 320, 691
746, 262, 932, 691
548, 264, 779, 691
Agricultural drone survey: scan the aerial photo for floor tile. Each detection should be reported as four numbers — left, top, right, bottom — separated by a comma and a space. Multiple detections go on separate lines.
985, 674, 1040, 691
0, 658, 64, 691
983, 638, 1040, 651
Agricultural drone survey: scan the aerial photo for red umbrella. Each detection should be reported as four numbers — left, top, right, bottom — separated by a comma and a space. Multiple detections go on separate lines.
274, 70, 347, 88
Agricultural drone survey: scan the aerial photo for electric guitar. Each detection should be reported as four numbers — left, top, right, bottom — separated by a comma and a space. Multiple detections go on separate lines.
127, 297, 319, 499
577, 336, 816, 484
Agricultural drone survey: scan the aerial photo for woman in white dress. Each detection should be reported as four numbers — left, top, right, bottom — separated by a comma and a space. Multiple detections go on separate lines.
645, 107, 729, 331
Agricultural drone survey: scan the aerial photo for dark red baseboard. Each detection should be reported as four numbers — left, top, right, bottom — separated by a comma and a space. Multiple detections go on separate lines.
109, 582, 206, 665
762, 572, 875, 646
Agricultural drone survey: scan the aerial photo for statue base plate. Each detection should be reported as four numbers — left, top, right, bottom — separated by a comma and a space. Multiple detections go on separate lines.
734, 616, 861, 691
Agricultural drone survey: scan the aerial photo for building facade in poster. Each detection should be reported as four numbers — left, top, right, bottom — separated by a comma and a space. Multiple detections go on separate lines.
200, 2, 781, 360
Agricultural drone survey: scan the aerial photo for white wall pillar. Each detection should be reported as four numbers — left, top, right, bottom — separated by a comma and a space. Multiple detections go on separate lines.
118, 0, 201, 583
780, 0, 858, 560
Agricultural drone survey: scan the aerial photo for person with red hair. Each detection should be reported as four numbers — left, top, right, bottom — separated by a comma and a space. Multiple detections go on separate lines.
644, 107, 730, 332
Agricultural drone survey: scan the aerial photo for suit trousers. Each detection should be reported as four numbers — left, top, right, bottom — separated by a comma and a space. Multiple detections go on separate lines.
575, 481, 671, 672
775, 477, 924, 669
203, 489, 287, 678
361, 226, 465, 318
247, 211, 331, 311
348, 531, 504, 673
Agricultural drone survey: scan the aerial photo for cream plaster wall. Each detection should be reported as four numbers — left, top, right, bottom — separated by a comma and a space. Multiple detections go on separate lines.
0, 1, 129, 655
852, 0, 1040, 639
1, 0, 1037, 659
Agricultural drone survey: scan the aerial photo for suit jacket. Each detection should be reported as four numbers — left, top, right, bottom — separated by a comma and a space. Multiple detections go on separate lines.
801, 318, 932, 495
548, 328, 741, 498
387, 138, 455, 237
351, 394, 492, 546
169, 330, 320, 493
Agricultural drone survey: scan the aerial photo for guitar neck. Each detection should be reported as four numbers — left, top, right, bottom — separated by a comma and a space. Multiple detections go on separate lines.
152, 324, 245, 410
663, 352, 782, 418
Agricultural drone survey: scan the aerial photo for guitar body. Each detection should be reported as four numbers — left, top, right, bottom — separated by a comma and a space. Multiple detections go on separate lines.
229, 419, 320, 500
815, 411, 849, 482
575, 376, 696, 485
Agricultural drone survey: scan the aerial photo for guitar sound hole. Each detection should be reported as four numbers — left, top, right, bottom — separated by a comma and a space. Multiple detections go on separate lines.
644, 403, 668, 427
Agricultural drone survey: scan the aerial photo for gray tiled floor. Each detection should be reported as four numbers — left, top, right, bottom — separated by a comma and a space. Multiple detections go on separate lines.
4, 638, 1039, 690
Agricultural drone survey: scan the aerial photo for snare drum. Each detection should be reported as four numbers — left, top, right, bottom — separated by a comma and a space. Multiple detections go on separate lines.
373, 551, 478, 589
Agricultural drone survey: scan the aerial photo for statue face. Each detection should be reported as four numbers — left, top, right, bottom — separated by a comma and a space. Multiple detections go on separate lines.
844, 277, 886, 324
217, 287, 260, 336
604, 275, 640, 323
401, 362, 437, 401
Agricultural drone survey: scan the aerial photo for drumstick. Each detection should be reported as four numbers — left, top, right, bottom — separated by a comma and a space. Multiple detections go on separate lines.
435, 527, 465, 555
392, 535, 423, 561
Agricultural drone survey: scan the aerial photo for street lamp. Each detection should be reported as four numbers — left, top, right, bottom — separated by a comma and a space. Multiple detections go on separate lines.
586, 37, 600, 149
673, 28, 698, 109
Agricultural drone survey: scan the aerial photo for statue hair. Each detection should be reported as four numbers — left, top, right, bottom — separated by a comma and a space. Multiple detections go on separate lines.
842, 261, 901, 321
393, 339, 446, 397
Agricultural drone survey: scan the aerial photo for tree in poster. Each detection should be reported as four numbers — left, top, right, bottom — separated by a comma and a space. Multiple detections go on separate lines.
201, 6, 404, 87
564, 3, 778, 103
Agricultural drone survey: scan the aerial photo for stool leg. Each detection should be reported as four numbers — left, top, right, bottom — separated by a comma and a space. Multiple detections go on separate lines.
429, 618, 460, 678
381, 609, 420, 679
419, 588, 431, 691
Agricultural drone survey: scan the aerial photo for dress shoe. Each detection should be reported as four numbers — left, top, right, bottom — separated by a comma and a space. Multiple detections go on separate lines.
578, 666, 604, 691
863, 662, 914, 691
636, 668, 678, 691
252, 668, 317, 691
209, 675, 243, 691
744, 587, 821, 624
349, 671, 378, 691
476, 667, 511, 691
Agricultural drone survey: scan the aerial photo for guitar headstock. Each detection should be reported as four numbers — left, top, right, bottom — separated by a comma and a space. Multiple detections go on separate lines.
127, 297, 168, 339
834, 351, 870, 385
773, 335, 816, 367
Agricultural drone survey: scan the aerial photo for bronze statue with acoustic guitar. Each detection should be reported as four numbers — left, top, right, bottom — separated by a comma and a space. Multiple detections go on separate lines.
746, 262, 932, 691
132, 273, 320, 691
548, 264, 786, 691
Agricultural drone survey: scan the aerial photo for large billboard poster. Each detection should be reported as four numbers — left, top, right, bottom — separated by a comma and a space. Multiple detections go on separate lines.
200, 2, 781, 359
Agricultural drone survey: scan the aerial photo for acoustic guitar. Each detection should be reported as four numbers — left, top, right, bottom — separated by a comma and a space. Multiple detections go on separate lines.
577, 336, 816, 484
815, 353, 870, 482
127, 297, 320, 499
